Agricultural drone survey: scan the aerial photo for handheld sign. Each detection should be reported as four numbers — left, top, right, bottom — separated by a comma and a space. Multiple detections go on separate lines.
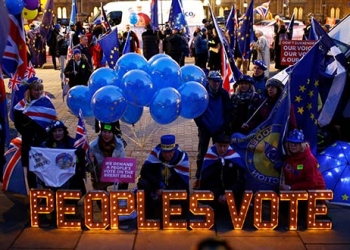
100, 157, 136, 183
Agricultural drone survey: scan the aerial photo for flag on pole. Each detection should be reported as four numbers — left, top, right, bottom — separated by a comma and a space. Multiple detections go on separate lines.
253, 1, 270, 18
168, 0, 188, 34
226, 5, 238, 50
70, 0, 78, 25
3, 14, 27, 79
74, 109, 89, 154
237, 0, 255, 59
286, 13, 295, 39
122, 31, 131, 54
100, 2, 111, 33
289, 42, 321, 154
39, 0, 54, 39
209, 6, 241, 86
2, 137, 29, 195
150, 0, 159, 31
0, 3, 9, 64
98, 27, 119, 68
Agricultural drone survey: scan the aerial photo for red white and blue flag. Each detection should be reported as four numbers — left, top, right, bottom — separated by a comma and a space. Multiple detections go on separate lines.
254, 1, 270, 18
221, 47, 234, 94
2, 137, 28, 195
3, 14, 27, 79
145, 146, 190, 185
74, 110, 89, 154
14, 96, 57, 129
101, 2, 111, 33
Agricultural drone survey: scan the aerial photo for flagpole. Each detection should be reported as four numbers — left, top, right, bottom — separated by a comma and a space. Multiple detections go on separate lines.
243, 98, 267, 125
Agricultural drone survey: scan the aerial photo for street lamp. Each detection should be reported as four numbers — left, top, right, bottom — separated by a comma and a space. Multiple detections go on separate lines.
216, 0, 221, 16
243, 1, 248, 12
322, 2, 326, 24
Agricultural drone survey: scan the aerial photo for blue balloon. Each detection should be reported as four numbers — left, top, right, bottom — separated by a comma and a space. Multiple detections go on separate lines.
178, 81, 209, 119
121, 69, 155, 107
181, 65, 207, 86
148, 53, 171, 65
66, 85, 93, 117
6, 0, 24, 15
91, 85, 127, 123
129, 13, 138, 25
121, 103, 143, 125
149, 57, 182, 91
149, 87, 181, 125
115, 53, 149, 80
88, 67, 118, 95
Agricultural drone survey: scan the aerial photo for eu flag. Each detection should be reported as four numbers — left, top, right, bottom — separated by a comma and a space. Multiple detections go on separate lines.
289, 43, 321, 154
70, 0, 78, 25
98, 27, 119, 69
39, 0, 54, 39
168, 0, 188, 34
150, 0, 159, 31
237, 0, 255, 59
287, 13, 295, 39
231, 83, 291, 192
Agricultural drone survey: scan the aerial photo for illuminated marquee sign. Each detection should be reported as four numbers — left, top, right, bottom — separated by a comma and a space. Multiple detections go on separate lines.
29, 189, 333, 230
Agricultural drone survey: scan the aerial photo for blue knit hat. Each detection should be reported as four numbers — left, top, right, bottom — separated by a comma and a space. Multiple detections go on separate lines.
73, 48, 81, 55
253, 60, 267, 70
286, 129, 305, 143
160, 134, 178, 152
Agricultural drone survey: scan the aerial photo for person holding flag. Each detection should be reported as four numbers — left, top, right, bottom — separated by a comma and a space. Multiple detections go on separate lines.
13, 77, 57, 188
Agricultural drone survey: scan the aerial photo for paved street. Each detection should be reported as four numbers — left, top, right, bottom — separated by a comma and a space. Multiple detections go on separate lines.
1, 60, 350, 250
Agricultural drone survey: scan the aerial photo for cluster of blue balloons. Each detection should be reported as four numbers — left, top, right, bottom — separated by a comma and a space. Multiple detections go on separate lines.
67, 53, 209, 125
5, 0, 39, 15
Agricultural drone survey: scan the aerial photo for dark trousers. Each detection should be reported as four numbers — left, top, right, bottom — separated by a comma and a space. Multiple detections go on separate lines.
196, 129, 213, 179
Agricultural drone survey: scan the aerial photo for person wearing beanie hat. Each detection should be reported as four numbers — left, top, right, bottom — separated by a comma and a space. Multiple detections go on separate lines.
280, 129, 325, 191
89, 122, 127, 191
252, 60, 268, 96
230, 74, 262, 134
242, 77, 297, 132
64, 42, 92, 88
137, 134, 189, 218
199, 133, 245, 213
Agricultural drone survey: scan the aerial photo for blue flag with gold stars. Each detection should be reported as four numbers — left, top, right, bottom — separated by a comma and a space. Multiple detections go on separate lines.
231, 83, 290, 192
40, 0, 54, 39
98, 27, 119, 69
289, 42, 321, 155
168, 0, 188, 34
237, 0, 255, 59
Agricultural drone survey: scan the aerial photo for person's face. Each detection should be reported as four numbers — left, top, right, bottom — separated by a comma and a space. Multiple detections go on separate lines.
209, 79, 221, 92
30, 86, 43, 100
126, 25, 131, 31
267, 85, 278, 98
74, 52, 81, 60
161, 150, 175, 162
288, 142, 302, 154
253, 65, 264, 77
81, 36, 88, 46
53, 128, 65, 142
238, 82, 250, 92
101, 130, 114, 143
215, 142, 229, 157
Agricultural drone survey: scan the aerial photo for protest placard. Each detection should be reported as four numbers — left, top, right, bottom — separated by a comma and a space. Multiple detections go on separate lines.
100, 157, 136, 183
280, 40, 316, 65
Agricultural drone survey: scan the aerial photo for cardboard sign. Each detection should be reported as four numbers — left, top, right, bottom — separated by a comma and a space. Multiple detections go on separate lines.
280, 40, 316, 65
100, 157, 136, 183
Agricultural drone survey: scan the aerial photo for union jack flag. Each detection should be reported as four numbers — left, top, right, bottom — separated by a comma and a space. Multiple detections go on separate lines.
221, 47, 234, 94
8, 73, 23, 90
101, 2, 111, 33
25, 62, 36, 79
2, 137, 29, 195
253, 1, 270, 18
3, 14, 27, 79
14, 96, 57, 129
74, 110, 89, 154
